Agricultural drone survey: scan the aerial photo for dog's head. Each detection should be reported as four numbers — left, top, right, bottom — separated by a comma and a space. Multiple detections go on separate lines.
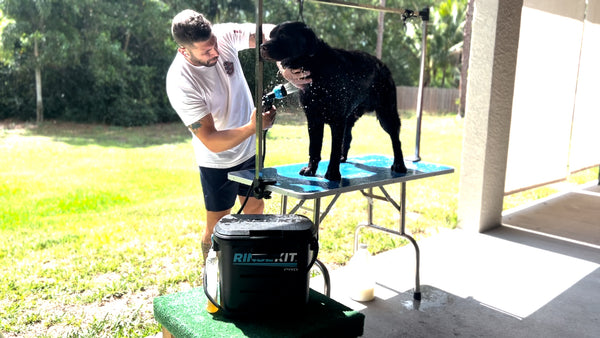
261, 21, 318, 65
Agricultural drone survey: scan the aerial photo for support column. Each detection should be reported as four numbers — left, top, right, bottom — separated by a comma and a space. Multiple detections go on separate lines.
457, 0, 523, 232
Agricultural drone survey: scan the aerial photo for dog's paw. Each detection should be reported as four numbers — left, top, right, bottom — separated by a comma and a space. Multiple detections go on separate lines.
325, 170, 342, 181
299, 166, 317, 177
391, 162, 408, 174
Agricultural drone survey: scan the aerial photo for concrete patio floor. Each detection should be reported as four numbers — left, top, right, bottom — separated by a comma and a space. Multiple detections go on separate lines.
310, 182, 600, 337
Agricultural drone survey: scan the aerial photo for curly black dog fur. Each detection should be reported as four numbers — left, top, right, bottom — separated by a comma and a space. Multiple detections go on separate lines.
261, 21, 407, 181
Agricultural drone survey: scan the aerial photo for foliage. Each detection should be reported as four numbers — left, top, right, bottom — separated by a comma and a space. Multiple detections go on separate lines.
0, 9, 13, 62
0, 0, 177, 125
428, 0, 466, 87
0, 0, 467, 123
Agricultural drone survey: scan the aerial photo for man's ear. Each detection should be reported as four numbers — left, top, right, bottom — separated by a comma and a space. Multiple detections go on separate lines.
178, 47, 189, 58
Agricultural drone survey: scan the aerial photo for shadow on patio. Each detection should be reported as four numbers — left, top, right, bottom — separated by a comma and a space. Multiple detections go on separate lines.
311, 182, 600, 337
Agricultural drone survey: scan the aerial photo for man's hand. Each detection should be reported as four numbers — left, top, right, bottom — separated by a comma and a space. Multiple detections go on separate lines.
278, 63, 312, 90
251, 107, 277, 130
262, 108, 277, 130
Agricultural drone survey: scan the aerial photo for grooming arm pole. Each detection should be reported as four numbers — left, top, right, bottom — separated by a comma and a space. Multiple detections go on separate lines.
410, 7, 429, 162
254, 0, 265, 186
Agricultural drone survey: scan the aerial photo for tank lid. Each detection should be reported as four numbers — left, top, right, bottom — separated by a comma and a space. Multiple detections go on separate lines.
214, 214, 316, 237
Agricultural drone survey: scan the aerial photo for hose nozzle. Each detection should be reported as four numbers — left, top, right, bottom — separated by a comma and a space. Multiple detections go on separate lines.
262, 84, 288, 111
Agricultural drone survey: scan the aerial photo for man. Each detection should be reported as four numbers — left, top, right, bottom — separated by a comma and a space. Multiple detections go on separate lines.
166, 9, 311, 264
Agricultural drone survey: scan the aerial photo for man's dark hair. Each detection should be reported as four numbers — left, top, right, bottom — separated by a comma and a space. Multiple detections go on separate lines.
171, 9, 212, 47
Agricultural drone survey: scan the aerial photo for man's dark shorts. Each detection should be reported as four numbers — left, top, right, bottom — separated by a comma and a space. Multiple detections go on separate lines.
199, 156, 255, 212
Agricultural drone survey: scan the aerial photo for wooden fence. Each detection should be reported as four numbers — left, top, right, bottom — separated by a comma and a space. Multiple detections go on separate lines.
396, 86, 459, 113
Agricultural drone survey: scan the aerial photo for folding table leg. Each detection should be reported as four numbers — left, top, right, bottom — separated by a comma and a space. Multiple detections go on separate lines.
355, 183, 421, 300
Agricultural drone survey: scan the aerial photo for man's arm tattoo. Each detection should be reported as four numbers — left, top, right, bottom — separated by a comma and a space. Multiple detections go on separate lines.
189, 121, 202, 133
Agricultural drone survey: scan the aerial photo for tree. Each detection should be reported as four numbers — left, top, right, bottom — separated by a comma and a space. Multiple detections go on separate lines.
1, 0, 82, 123
426, 0, 466, 88
0, 0, 468, 125
0, 0, 176, 125
376, 0, 386, 59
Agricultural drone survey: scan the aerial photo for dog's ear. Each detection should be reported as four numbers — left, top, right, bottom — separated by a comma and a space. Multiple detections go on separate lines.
302, 25, 318, 57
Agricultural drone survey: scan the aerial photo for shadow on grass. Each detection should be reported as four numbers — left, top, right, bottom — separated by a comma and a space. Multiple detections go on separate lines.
2, 120, 190, 148
1, 104, 309, 148
1, 107, 425, 148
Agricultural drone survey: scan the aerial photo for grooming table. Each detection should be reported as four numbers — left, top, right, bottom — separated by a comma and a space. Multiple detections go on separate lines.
153, 287, 365, 338
229, 154, 454, 300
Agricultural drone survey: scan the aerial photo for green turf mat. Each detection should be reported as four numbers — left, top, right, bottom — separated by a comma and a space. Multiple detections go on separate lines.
153, 288, 365, 337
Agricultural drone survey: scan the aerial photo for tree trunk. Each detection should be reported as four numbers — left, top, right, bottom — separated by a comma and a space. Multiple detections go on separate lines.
123, 30, 131, 53
458, 0, 474, 117
376, 0, 386, 59
34, 36, 43, 124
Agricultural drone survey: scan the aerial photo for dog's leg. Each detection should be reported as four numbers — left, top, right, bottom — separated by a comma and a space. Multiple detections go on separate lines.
389, 133, 408, 173
341, 117, 357, 163
299, 117, 324, 177
376, 107, 408, 174
325, 123, 345, 181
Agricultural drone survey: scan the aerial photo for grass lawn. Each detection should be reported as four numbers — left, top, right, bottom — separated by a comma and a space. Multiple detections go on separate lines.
0, 111, 596, 337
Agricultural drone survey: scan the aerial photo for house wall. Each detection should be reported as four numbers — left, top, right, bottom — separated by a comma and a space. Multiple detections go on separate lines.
504, 0, 589, 193
458, 0, 523, 232
569, 0, 600, 173
458, 0, 599, 231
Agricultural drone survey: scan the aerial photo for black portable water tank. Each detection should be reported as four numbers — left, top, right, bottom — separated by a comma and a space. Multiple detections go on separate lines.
212, 214, 318, 316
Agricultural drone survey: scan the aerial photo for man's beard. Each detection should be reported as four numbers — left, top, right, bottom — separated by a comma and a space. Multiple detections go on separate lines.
190, 55, 218, 67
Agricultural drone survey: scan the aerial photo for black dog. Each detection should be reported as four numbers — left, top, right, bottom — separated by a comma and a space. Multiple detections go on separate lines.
261, 21, 407, 181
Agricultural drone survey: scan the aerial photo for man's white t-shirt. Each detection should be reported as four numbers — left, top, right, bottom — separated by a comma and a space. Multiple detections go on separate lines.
166, 23, 256, 169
